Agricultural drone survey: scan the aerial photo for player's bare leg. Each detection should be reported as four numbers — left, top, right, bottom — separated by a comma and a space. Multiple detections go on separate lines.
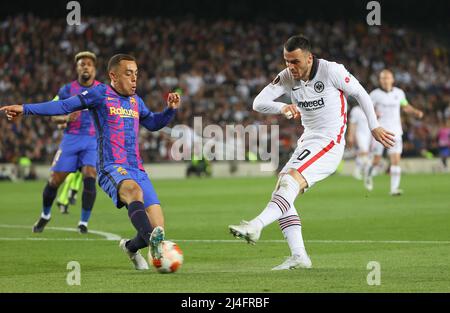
33, 171, 69, 233
117, 180, 164, 269
229, 169, 312, 270
389, 153, 402, 196
77, 166, 97, 234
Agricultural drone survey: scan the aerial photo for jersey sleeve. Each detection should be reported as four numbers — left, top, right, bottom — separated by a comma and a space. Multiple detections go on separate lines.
328, 63, 379, 130
138, 97, 176, 131
253, 69, 292, 114
23, 84, 106, 116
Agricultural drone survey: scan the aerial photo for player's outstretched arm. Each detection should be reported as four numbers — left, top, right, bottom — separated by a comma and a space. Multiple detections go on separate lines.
1, 96, 86, 121
402, 104, 424, 119
139, 92, 180, 131
1, 84, 105, 121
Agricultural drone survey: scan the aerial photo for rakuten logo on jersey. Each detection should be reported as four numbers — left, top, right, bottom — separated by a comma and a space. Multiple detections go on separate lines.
297, 98, 325, 111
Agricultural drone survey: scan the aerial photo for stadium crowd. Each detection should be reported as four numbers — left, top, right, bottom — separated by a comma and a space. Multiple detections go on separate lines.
1, 15, 449, 164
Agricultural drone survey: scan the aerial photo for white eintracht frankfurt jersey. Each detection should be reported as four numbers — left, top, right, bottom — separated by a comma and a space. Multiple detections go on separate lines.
369, 87, 408, 135
349, 105, 371, 138
253, 58, 379, 144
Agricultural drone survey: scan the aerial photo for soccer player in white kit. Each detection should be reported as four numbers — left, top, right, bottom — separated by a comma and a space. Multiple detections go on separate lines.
228, 35, 395, 270
364, 69, 424, 195
347, 105, 372, 180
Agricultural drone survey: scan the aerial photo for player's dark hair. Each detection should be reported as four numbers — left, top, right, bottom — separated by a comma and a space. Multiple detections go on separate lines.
107, 54, 137, 72
284, 35, 312, 53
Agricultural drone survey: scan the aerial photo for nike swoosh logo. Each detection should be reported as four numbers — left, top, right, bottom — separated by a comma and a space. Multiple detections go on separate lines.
292, 86, 301, 91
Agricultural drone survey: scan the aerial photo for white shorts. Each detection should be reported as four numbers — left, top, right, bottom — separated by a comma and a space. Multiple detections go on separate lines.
371, 134, 403, 156
280, 136, 345, 190
356, 131, 371, 154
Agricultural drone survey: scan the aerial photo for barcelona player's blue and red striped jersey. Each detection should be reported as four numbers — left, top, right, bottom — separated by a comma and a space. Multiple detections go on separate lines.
24, 83, 176, 171
57, 80, 101, 137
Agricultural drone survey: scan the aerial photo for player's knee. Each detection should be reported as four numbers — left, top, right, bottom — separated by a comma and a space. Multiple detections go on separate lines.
119, 181, 143, 203
286, 169, 308, 191
277, 172, 301, 196
48, 172, 65, 188
82, 166, 97, 178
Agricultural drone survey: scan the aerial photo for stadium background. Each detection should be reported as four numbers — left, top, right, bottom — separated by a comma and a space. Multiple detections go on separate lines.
0, 0, 449, 294
0, 0, 449, 177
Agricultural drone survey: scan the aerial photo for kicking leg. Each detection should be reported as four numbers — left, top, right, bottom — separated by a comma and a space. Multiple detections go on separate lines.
117, 179, 165, 269
229, 169, 306, 244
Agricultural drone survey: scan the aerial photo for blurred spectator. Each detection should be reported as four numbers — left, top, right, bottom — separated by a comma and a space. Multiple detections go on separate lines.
0, 15, 449, 163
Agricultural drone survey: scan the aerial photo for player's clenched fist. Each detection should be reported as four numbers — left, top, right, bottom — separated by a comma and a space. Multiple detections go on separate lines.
0, 104, 24, 121
281, 104, 301, 120
167, 93, 181, 109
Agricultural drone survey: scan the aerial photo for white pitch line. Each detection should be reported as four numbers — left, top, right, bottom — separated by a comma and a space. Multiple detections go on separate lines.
0, 224, 121, 241
172, 239, 450, 244
0, 236, 449, 245
1, 224, 449, 244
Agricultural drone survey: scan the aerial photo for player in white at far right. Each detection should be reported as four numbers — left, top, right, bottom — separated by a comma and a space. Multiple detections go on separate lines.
229, 35, 395, 270
364, 69, 424, 195
347, 104, 372, 180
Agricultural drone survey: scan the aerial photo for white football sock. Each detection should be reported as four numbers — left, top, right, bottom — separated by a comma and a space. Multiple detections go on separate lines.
250, 174, 300, 230
390, 165, 401, 191
355, 155, 363, 172
41, 213, 51, 220
278, 206, 306, 256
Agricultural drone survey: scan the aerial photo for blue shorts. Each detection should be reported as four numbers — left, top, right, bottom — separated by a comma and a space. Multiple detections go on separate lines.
98, 164, 160, 209
51, 134, 97, 172
439, 147, 450, 158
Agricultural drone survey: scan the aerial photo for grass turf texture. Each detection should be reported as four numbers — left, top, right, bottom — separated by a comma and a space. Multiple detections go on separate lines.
0, 173, 449, 292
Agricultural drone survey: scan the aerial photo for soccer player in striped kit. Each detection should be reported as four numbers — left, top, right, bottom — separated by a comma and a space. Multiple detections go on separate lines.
229, 35, 395, 270
1, 54, 181, 270
33, 51, 100, 234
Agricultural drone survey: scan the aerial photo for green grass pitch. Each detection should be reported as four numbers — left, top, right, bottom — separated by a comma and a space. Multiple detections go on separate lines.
0, 173, 449, 292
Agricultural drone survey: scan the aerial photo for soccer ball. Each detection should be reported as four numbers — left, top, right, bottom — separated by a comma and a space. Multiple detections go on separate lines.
151, 241, 184, 274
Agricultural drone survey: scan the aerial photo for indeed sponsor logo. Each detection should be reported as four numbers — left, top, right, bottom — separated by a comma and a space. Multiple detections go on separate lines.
297, 98, 325, 111
109, 107, 138, 118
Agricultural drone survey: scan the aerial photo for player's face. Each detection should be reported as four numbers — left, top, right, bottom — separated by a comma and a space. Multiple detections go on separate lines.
110, 60, 138, 96
379, 70, 394, 91
76, 58, 96, 83
284, 48, 313, 81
